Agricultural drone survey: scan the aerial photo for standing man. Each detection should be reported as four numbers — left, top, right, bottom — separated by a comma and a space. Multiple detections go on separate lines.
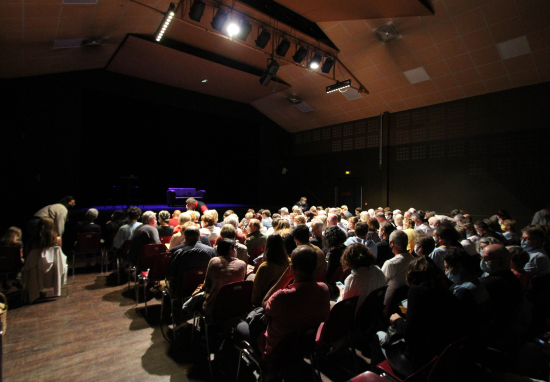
186, 198, 208, 216
30, 195, 75, 246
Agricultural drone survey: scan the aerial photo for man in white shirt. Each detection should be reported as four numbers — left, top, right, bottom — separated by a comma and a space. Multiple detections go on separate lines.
382, 230, 414, 307
522, 227, 550, 277
412, 211, 433, 237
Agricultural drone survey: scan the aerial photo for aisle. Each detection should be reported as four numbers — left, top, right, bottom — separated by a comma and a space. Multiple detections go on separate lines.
3, 273, 190, 382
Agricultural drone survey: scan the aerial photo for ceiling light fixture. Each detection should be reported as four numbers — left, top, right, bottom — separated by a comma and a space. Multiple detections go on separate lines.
236, 19, 252, 41
321, 57, 334, 73
255, 28, 271, 48
227, 22, 239, 37
292, 45, 308, 64
307, 53, 322, 69
211, 9, 227, 31
259, 58, 279, 86
189, 0, 205, 22
275, 38, 290, 57
155, 3, 176, 42
326, 79, 351, 93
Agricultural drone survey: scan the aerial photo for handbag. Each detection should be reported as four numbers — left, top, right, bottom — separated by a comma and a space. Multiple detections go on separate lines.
380, 323, 404, 349
246, 306, 267, 343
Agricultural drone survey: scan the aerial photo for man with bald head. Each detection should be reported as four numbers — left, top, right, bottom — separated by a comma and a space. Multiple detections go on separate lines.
169, 210, 181, 227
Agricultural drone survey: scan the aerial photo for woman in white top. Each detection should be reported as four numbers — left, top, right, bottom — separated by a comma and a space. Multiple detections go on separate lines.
336, 242, 386, 315
23, 217, 67, 303
200, 212, 221, 244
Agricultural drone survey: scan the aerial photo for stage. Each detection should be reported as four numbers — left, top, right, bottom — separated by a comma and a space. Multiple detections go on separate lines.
88, 203, 250, 213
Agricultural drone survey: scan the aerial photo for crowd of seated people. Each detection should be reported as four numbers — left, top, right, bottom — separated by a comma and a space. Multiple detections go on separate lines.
5, 199, 550, 380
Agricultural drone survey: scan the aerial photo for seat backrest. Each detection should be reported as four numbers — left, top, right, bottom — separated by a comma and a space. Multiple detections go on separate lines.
212, 281, 253, 322
121, 240, 132, 259
350, 371, 388, 382
271, 324, 319, 370
74, 232, 101, 253
0, 246, 23, 274
314, 269, 328, 282
427, 335, 471, 382
159, 236, 172, 245
248, 246, 265, 264
317, 295, 359, 346
177, 267, 208, 298
147, 252, 172, 282
355, 285, 388, 327
328, 266, 345, 284
385, 284, 409, 317
137, 244, 166, 269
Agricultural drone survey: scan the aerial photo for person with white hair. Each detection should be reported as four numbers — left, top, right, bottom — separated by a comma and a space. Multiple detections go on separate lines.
77, 208, 101, 234
393, 209, 402, 216
368, 209, 375, 218
216, 216, 245, 244
128, 210, 161, 264
428, 216, 442, 231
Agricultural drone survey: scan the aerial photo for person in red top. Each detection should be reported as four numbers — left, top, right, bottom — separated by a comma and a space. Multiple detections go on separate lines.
186, 198, 208, 215
168, 210, 181, 227
259, 245, 330, 358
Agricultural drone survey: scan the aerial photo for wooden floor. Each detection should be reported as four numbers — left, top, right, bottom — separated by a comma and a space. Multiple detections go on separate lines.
2, 270, 367, 382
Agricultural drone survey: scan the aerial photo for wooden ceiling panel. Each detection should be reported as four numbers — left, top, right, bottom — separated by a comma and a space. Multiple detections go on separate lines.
274, 0, 433, 22
1, 0, 550, 132
107, 35, 290, 103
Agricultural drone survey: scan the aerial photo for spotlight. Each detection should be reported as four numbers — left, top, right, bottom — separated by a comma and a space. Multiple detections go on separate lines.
227, 22, 239, 37
321, 57, 334, 73
326, 79, 351, 93
308, 53, 322, 69
255, 28, 271, 48
292, 46, 308, 64
211, 9, 227, 31
260, 59, 279, 86
275, 38, 290, 57
189, 0, 205, 22
155, 3, 176, 42
236, 19, 252, 41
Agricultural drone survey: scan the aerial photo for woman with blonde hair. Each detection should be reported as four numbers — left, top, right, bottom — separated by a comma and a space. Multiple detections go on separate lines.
251, 233, 289, 307
173, 212, 193, 234
200, 212, 221, 243
23, 218, 67, 303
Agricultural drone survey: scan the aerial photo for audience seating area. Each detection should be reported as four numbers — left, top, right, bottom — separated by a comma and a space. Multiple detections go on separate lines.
2, 203, 550, 381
